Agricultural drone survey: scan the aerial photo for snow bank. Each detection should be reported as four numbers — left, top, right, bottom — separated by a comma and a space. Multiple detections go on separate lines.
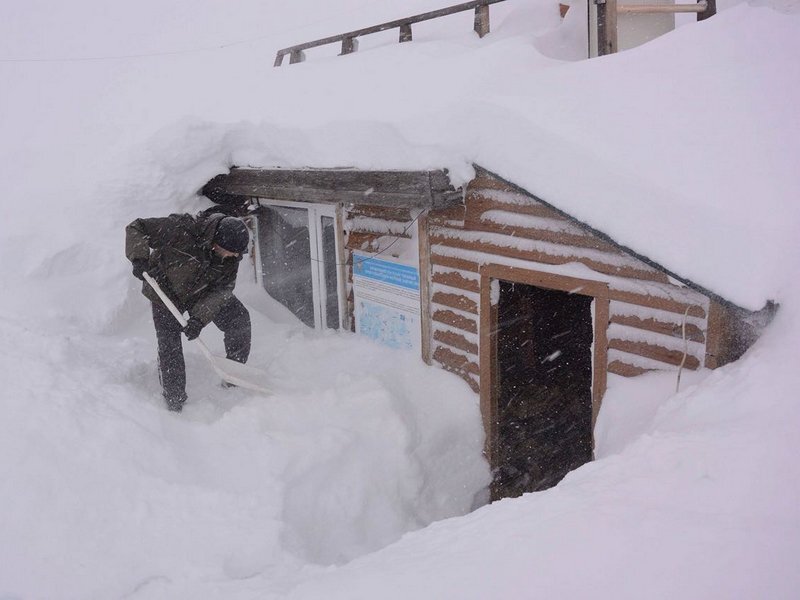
0, 280, 488, 598
286, 299, 800, 600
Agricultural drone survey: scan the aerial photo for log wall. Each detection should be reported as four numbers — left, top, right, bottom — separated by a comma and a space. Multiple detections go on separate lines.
427, 172, 711, 392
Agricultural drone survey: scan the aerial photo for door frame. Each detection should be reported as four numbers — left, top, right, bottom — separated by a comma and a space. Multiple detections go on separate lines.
254, 198, 347, 330
478, 264, 609, 475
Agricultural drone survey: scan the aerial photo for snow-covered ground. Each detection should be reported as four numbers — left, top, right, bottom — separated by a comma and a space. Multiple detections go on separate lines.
1, 1, 798, 598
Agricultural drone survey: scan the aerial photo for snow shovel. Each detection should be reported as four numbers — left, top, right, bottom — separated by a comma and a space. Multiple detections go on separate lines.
143, 272, 272, 396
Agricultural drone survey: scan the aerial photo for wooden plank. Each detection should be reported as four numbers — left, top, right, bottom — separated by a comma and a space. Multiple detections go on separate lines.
428, 204, 467, 226
704, 300, 724, 369
431, 270, 480, 293
467, 173, 515, 193
216, 168, 458, 209
592, 296, 610, 434
431, 291, 478, 314
466, 194, 557, 221
617, 2, 707, 13
608, 360, 650, 377
433, 346, 480, 376
346, 231, 381, 252
347, 204, 412, 221
431, 233, 668, 284
430, 253, 479, 273
466, 219, 627, 255
479, 272, 497, 469
480, 264, 610, 298
608, 339, 701, 370
432, 309, 478, 334
610, 313, 705, 344
418, 213, 433, 365
608, 289, 706, 319
433, 329, 479, 355
348, 223, 412, 238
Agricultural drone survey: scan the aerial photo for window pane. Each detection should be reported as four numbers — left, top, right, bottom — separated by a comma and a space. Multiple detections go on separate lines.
257, 205, 314, 328
321, 215, 340, 330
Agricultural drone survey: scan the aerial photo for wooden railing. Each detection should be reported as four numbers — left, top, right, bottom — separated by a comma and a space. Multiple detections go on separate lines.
274, 0, 507, 67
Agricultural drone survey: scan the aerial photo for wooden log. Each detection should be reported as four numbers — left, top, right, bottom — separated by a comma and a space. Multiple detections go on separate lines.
608, 360, 651, 377
431, 270, 480, 293
608, 289, 706, 319
346, 231, 381, 252
430, 253, 480, 273
433, 329, 479, 355
430, 233, 669, 285
608, 339, 700, 370
465, 219, 626, 255
465, 194, 557, 221
428, 204, 467, 227
431, 291, 478, 314
433, 345, 480, 376
432, 308, 478, 334
467, 173, 516, 193
610, 313, 705, 343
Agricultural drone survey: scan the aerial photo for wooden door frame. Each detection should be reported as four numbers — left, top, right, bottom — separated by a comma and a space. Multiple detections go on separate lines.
478, 264, 609, 471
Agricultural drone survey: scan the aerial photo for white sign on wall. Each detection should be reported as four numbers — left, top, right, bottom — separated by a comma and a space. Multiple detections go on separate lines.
352, 253, 421, 353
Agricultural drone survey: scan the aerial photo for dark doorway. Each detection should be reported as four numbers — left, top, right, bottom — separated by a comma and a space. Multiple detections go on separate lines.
493, 280, 594, 499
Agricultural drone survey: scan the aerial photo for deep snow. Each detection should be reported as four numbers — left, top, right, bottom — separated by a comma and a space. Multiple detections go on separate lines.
1, 0, 799, 598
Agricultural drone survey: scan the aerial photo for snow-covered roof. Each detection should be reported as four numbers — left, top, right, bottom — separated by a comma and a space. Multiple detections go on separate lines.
214, 4, 800, 311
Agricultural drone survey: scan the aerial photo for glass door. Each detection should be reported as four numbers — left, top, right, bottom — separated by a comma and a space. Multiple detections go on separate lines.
255, 200, 344, 330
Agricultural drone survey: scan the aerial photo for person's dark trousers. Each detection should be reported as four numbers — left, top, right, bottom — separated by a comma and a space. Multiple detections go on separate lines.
151, 296, 251, 411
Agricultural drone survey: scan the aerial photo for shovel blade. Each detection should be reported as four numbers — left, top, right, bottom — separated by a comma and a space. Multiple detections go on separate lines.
209, 355, 272, 395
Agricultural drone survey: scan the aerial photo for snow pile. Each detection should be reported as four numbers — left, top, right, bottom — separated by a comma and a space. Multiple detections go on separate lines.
0, 280, 488, 598
0, 0, 799, 598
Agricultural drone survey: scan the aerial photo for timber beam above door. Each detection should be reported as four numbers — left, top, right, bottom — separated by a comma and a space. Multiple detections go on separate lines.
208, 167, 462, 209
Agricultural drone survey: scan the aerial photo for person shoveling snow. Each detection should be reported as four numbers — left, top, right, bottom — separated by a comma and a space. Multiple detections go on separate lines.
126, 210, 253, 411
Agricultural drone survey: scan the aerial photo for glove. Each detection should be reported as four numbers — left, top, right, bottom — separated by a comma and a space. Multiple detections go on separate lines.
131, 259, 148, 281
183, 317, 204, 341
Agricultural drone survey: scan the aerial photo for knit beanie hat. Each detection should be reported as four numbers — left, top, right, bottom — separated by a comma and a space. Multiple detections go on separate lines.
214, 217, 250, 254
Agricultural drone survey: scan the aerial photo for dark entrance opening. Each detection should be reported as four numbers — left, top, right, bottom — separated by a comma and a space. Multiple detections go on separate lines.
493, 280, 594, 499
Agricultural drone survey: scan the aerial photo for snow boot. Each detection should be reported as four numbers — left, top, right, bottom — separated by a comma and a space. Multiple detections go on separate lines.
165, 394, 186, 412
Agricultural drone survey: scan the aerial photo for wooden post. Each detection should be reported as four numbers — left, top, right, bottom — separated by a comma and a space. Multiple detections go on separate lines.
399, 23, 413, 42
474, 4, 490, 38
273, 52, 285, 67
698, 0, 716, 20
596, 0, 618, 56
417, 212, 432, 365
289, 49, 305, 64
340, 37, 358, 55
591, 295, 609, 436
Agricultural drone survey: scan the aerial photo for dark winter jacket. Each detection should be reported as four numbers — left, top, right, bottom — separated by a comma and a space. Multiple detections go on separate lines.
126, 212, 244, 325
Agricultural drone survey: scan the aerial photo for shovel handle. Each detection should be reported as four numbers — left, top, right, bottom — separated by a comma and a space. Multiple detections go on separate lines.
142, 272, 188, 328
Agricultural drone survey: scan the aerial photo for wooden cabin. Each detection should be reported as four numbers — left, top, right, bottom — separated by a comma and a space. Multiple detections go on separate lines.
205, 165, 771, 500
